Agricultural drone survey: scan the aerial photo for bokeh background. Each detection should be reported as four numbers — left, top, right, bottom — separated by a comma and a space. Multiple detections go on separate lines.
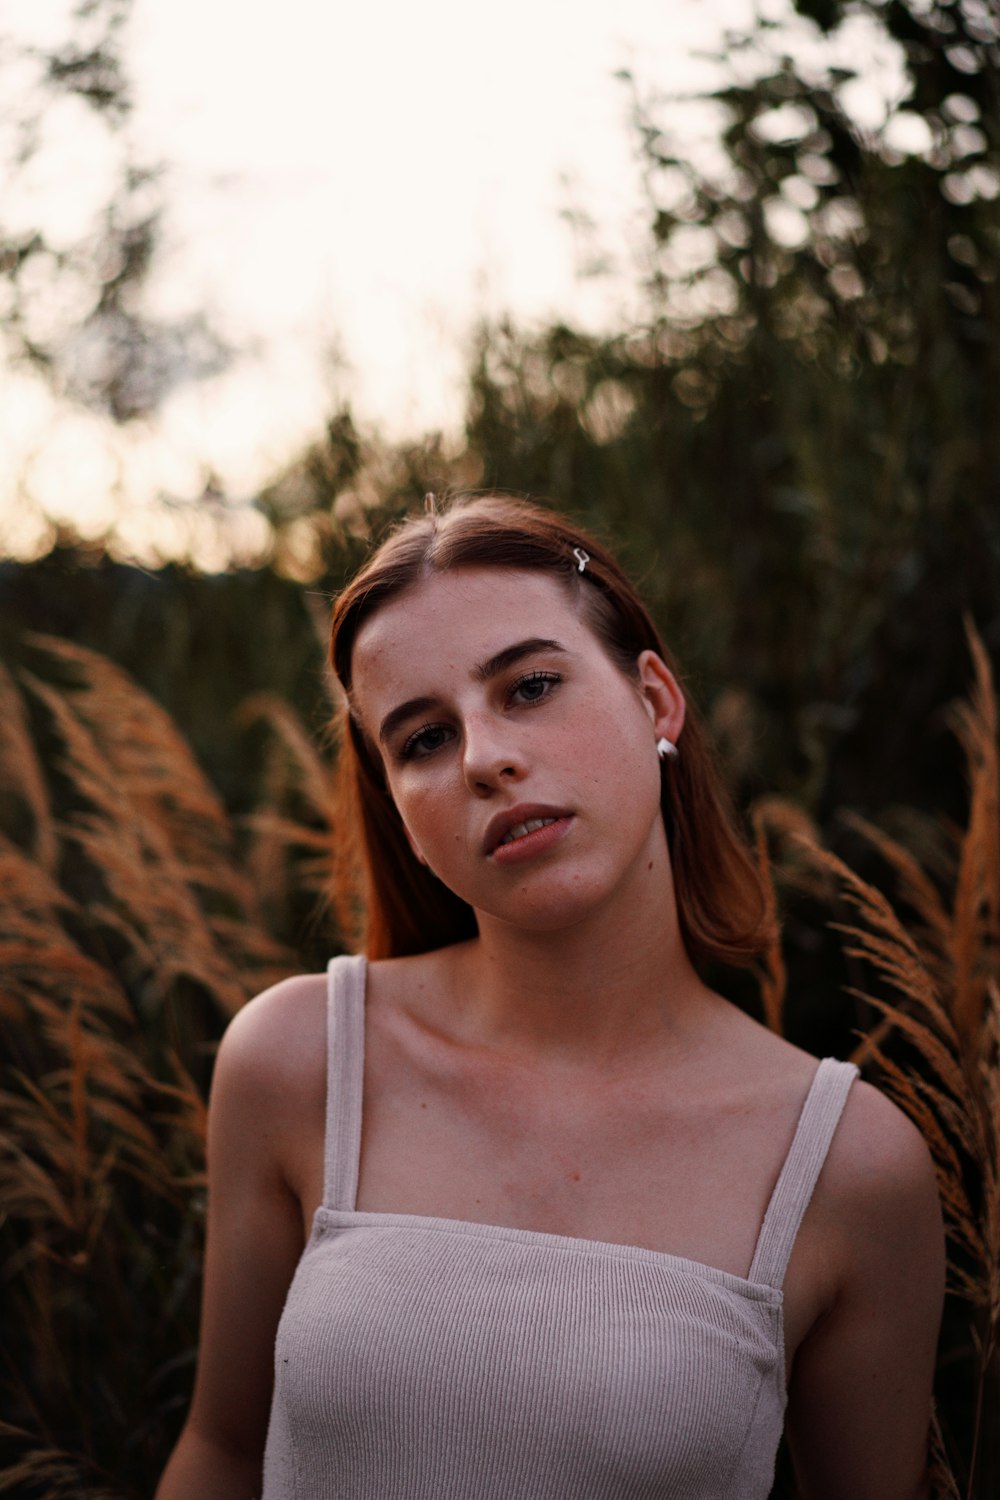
1, 0, 998, 1494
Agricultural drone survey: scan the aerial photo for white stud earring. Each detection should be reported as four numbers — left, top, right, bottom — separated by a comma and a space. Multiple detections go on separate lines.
657, 737, 679, 761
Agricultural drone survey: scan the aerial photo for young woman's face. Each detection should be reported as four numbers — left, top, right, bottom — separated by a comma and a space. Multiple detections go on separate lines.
350, 566, 685, 935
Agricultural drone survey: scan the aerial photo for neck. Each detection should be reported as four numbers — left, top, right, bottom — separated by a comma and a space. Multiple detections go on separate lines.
445, 845, 711, 1068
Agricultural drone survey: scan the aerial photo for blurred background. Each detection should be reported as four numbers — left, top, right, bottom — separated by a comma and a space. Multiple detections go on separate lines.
1, 0, 998, 1494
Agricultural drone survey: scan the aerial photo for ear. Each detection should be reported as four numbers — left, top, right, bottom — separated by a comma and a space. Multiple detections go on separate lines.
636, 650, 686, 749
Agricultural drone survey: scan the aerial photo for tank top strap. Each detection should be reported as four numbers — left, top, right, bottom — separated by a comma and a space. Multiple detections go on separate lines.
322, 953, 368, 1211
747, 1057, 859, 1290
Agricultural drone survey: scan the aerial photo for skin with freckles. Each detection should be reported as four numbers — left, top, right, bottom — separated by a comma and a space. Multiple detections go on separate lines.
156, 564, 945, 1500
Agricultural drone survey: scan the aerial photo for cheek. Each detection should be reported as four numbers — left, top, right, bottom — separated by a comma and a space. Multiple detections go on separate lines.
390, 775, 462, 858
579, 696, 653, 769
579, 702, 662, 820
394, 780, 481, 899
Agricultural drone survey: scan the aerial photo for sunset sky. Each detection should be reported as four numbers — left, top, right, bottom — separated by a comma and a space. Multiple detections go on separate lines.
1, 0, 905, 564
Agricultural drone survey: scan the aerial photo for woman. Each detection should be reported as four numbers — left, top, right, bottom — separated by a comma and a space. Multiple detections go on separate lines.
157, 494, 944, 1499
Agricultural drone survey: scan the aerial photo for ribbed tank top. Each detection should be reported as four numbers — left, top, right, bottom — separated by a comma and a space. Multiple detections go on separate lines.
262, 955, 858, 1500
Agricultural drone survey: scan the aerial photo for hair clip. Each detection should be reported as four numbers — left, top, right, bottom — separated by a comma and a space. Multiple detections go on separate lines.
424, 492, 437, 515
572, 547, 590, 574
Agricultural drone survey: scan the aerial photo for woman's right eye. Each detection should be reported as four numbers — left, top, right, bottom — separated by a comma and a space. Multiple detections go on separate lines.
399, 723, 453, 761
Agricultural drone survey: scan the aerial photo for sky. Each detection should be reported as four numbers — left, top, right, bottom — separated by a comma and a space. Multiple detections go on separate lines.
0, 0, 907, 566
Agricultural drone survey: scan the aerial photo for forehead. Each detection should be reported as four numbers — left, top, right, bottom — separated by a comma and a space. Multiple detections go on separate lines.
350, 566, 589, 701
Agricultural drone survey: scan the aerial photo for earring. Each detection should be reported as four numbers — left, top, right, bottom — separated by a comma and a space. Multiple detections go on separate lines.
657, 737, 679, 761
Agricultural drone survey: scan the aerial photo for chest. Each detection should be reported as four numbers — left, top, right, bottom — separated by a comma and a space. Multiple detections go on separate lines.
356, 1038, 787, 1280
289, 1015, 834, 1376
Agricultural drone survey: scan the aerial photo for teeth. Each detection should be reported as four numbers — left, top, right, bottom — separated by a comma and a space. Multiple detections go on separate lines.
499, 817, 557, 847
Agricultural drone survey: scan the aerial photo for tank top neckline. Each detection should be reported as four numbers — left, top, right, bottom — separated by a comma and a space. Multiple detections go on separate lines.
312, 1205, 784, 1303
317, 953, 858, 1301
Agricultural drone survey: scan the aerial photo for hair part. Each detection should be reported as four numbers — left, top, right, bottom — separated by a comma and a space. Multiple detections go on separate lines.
328, 493, 775, 966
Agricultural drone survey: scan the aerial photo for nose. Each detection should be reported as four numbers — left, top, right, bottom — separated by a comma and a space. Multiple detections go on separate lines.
461, 713, 526, 796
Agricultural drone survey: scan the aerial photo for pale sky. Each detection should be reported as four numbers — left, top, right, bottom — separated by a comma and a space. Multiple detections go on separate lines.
0, 0, 907, 565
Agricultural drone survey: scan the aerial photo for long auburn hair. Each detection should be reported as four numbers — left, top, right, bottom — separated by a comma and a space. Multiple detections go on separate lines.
328, 493, 774, 965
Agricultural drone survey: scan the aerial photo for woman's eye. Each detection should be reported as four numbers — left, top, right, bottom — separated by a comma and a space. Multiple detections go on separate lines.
510, 671, 561, 706
400, 723, 452, 761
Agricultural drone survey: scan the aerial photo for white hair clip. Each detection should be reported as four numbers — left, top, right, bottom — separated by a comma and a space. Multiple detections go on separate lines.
572, 547, 590, 574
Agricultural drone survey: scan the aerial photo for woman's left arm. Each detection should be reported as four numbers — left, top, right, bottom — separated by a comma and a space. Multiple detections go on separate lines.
785, 1081, 946, 1500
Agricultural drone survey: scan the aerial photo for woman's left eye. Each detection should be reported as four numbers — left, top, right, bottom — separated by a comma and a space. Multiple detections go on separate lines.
509, 671, 561, 706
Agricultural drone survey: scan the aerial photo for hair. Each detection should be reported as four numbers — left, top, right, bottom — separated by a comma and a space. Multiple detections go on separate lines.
328, 493, 775, 966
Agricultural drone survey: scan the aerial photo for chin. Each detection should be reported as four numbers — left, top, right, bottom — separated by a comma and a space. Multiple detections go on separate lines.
475, 872, 630, 937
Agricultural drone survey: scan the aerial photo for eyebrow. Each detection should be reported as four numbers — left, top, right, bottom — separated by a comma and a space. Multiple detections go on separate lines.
377, 637, 567, 744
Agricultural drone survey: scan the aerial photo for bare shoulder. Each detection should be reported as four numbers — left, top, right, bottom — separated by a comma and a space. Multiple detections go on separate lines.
812, 1075, 944, 1287
716, 1004, 940, 1219
221, 970, 327, 1064
719, 1010, 943, 1281
785, 1076, 945, 1496
212, 972, 329, 1127
826, 1077, 940, 1211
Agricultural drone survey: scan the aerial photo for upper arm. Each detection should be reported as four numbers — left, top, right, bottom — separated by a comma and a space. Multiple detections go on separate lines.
181, 975, 326, 1465
786, 1082, 945, 1500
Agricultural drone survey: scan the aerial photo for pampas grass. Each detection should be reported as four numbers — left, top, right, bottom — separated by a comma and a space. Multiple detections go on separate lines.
0, 633, 317, 1498
755, 623, 1000, 1498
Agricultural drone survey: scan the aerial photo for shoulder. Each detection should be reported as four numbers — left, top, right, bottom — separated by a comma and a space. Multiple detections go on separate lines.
827, 1076, 940, 1214
210, 972, 329, 1148
785, 1078, 946, 1496
218, 971, 328, 1081
814, 1074, 944, 1292
717, 1010, 940, 1225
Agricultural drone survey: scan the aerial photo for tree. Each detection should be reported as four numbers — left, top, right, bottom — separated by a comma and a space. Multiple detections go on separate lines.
0, 0, 227, 422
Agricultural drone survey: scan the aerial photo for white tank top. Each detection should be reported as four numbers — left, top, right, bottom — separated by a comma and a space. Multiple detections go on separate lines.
262, 954, 857, 1499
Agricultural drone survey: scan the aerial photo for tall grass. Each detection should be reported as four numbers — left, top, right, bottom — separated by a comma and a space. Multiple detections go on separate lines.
0, 634, 324, 1497
754, 624, 999, 1497
1, 625, 997, 1495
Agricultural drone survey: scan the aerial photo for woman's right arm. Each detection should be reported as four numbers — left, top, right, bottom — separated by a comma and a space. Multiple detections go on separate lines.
156, 978, 325, 1500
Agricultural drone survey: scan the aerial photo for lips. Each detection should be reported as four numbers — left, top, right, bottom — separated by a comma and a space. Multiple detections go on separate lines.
483, 804, 573, 856
498, 816, 558, 846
